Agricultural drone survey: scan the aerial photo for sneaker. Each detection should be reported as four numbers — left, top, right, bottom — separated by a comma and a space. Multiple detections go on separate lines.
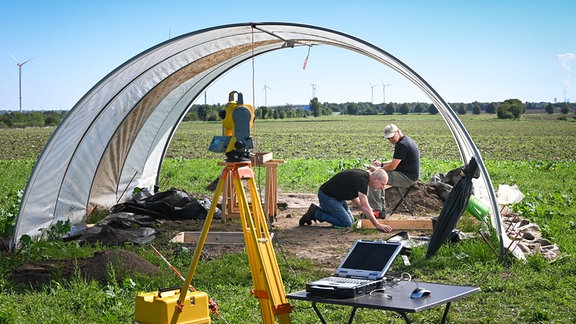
299, 204, 318, 226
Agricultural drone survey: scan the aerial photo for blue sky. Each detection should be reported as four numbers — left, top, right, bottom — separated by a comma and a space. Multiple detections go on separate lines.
1, 1, 575, 111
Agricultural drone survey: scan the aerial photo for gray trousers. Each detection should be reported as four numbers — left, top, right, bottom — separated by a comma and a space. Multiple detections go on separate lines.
368, 170, 415, 212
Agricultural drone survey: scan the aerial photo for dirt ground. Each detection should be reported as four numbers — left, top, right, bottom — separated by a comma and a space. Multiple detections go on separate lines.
250, 187, 443, 269
8, 185, 445, 287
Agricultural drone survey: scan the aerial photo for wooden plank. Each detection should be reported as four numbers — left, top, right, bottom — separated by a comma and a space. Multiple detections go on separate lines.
358, 219, 433, 230
251, 152, 273, 164
170, 231, 246, 244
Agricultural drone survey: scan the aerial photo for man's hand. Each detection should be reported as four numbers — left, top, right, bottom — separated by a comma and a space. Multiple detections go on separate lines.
376, 223, 393, 233
357, 193, 392, 232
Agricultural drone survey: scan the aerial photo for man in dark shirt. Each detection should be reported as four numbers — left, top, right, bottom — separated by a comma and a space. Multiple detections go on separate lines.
369, 124, 420, 217
299, 168, 393, 232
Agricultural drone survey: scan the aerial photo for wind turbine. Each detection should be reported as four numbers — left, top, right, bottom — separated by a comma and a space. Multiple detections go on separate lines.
10, 54, 34, 112
263, 84, 272, 107
380, 80, 392, 104
369, 82, 377, 103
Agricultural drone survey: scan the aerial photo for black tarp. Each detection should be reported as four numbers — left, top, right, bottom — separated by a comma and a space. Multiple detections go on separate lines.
426, 157, 479, 258
66, 189, 220, 246
111, 188, 220, 220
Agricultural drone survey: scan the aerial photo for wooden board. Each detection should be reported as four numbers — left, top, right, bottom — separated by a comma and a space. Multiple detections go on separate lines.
170, 231, 276, 244
358, 218, 433, 230
170, 231, 245, 244
251, 152, 273, 164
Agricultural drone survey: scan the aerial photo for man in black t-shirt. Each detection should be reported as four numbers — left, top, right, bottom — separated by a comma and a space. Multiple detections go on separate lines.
299, 168, 393, 233
369, 124, 420, 217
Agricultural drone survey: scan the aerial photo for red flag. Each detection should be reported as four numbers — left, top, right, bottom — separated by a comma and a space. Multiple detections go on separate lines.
303, 47, 310, 70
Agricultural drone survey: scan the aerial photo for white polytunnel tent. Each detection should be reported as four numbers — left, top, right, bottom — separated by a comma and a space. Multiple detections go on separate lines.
12, 22, 518, 259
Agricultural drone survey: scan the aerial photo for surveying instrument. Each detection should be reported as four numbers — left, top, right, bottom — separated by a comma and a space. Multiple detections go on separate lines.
135, 91, 292, 323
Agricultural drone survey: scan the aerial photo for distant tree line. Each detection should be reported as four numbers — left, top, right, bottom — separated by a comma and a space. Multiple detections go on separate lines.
0, 111, 67, 129
180, 98, 573, 121
1, 100, 574, 128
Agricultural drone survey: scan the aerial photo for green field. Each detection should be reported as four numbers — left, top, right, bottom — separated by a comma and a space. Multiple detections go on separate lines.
1, 113, 576, 323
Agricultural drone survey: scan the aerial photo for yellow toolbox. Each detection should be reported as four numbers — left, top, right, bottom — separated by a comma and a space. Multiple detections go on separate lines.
134, 288, 211, 324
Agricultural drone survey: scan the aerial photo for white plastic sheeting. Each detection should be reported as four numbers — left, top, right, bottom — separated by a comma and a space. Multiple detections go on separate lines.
12, 22, 510, 258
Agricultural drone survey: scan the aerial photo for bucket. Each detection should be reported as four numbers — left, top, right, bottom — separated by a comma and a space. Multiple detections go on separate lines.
466, 195, 489, 222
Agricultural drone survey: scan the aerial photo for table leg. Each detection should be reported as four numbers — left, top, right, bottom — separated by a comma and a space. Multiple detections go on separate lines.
441, 302, 451, 324
311, 302, 327, 324
347, 307, 357, 324
311, 303, 358, 324
396, 312, 412, 323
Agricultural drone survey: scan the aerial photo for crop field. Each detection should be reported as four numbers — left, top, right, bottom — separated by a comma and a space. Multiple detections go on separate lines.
3, 114, 575, 162
3, 114, 576, 212
167, 114, 576, 161
1, 113, 576, 323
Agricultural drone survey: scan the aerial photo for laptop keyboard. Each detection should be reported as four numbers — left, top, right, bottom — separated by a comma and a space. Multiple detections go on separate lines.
323, 276, 372, 284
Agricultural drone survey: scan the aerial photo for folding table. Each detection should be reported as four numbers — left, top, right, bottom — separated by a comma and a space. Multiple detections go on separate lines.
287, 281, 480, 324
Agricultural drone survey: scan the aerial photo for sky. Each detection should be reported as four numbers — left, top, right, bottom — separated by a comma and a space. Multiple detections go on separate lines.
1, 0, 575, 111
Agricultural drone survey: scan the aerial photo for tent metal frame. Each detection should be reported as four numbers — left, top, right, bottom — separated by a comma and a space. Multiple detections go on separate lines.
13, 22, 512, 260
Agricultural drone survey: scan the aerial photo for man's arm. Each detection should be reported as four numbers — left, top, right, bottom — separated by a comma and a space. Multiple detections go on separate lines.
351, 197, 361, 208
382, 158, 401, 171
357, 192, 392, 232
371, 158, 401, 171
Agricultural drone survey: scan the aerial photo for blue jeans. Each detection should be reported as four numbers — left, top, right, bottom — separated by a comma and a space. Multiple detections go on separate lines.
316, 189, 355, 227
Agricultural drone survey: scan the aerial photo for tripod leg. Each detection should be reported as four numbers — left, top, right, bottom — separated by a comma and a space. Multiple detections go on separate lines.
172, 166, 227, 324
233, 166, 292, 324
248, 176, 293, 324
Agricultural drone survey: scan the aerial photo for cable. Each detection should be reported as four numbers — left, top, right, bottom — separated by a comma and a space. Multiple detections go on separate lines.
249, 25, 266, 210
400, 272, 412, 282
249, 24, 258, 153
369, 271, 409, 298
387, 272, 412, 288
270, 229, 299, 294
369, 288, 391, 298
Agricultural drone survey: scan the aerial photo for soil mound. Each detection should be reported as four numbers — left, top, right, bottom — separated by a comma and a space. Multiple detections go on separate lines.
8, 249, 160, 287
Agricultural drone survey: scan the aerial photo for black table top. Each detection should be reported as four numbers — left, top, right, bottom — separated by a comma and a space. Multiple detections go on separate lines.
287, 282, 480, 313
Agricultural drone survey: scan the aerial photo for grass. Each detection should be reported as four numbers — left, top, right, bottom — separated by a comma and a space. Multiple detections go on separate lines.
1, 113, 576, 323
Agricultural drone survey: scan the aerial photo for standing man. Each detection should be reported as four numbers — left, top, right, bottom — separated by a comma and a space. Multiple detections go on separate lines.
299, 168, 393, 233
369, 124, 420, 217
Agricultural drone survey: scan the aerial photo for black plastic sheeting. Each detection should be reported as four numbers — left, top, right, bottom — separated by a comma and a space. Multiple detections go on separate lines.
66, 189, 220, 246
111, 188, 220, 220
426, 157, 479, 258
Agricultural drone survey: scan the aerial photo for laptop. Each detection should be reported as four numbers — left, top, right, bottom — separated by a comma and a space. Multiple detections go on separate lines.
306, 240, 403, 299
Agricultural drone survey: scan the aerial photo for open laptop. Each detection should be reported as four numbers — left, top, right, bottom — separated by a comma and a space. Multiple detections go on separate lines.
306, 239, 403, 298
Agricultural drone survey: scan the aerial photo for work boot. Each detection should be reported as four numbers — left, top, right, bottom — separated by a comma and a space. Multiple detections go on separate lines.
299, 204, 318, 226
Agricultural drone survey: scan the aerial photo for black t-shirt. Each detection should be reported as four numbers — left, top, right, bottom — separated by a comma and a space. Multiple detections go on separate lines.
393, 135, 420, 181
319, 169, 369, 201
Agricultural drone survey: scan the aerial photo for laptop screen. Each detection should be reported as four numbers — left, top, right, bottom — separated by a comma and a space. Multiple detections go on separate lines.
335, 240, 402, 279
